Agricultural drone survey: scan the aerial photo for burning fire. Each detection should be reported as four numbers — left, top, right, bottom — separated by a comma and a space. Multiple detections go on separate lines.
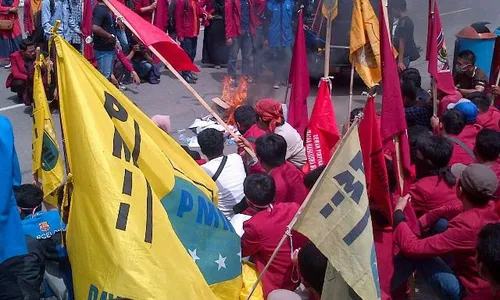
221, 76, 249, 125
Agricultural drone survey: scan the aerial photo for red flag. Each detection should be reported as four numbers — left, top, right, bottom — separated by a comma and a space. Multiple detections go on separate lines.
82, 0, 95, 62
379, 3, 411, 187
426, 0, 456, 95
287, 9, 310, 139
359, 96, 392, 224
304, 79, 339, 171
106, 0, 198, 72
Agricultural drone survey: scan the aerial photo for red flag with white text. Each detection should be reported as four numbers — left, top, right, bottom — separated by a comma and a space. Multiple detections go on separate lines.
304, 79, 340, 171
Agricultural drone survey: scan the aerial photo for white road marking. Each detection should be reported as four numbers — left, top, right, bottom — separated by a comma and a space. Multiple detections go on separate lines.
0, 103, 25, 112
440, 8, 471, 16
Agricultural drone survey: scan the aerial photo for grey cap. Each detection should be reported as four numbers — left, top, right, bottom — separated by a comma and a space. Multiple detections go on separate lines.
451, 163, 499, 198
267, 290, 302, 300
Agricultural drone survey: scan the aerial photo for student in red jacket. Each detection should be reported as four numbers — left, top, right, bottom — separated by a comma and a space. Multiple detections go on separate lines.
473, 129, 500, 207
253, 133, 308, 205
241, 173, 307, 297
5, 38, 35, 105
225, 0, 257, 81
431, 109, 478, 166
392, 164, 500, 299
175, 0, 209, 83
471, 93, 500, 131
234, 105, 266, 168
134, 0, 157, 23
410, 135, 460, 217
476, 223, 500, 299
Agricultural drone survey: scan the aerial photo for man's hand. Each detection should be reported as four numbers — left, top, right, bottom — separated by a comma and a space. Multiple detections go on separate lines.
395, 194, 411, 211
107, 34, 116, 43
150, 1, 157, 9
9, 7, 18, 13
132, 71, 141, 84
398, 61, 406, 72
117, 18, 125, 30
178, 36, 184, 42
430, 115, 439, 128
207, 14, 213, 20
226, 38, 232, 46
492, 85, 500, 96
235, 136, 252, 150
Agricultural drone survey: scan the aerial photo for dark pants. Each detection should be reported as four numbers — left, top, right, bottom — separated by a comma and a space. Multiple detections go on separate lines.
228, 33, 254, 77
253, 25, 265, 74
10, 79, 33, 105
0, 255, 41, 300
181, 37, 198, 77
270, 46, 292, 83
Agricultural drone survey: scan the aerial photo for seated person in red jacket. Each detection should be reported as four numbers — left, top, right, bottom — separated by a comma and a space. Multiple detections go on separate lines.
410, 135, 460, 217
431, 109, 478, 166
234, 105, 266, 167
470, 92, 500, 131
473, 129, 500, 208
392, 164, 500, 299
476, 223, 500, 299
5, 38, 36, 105
297, 242, 327, 300
253, 133, 308, 205
241, 173, 307, 297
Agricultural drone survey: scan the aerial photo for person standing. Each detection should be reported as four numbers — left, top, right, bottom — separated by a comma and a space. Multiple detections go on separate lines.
389, 0, 418, 71
200, 0, 228, 68
92, 0, 117, 79
41, 0, 82, 49
175, 0, 208, 83
225, 0, 257, 81
0, 0, 22, 69
67, 0, 83, 51
265, 0, 293, 89
134, 0, 156, 23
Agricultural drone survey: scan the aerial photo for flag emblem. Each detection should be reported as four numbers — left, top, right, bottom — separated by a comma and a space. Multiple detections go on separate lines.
41, 133, 60, 171
39, 221, 50, 232
436, 30, 450, 73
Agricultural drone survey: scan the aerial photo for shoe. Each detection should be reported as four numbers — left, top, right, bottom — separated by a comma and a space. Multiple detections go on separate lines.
214, 65, 221, 69
190, 72, 198, 80
4, 62, 11, 69
273, 82, 280, 89
183, 74, 196, 84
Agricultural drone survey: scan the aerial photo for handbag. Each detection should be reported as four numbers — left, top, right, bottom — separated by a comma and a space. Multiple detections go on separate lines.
0, 20, 13, 30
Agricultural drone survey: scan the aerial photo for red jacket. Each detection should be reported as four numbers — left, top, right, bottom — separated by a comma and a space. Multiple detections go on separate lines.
269, 162, 308, 205
447, 124, 482, 166
154, 0, 169, 32
5, 51, 27, 88
394, 204, 500, 299
477, 107, 500, 131
175, 0, 206, 38
241, 203, 308, 297
409, 175, 460, 217
199, 0, 214, 26
224, 0, 257, 38
238, 124, 266, 169
134, 0, 155, 22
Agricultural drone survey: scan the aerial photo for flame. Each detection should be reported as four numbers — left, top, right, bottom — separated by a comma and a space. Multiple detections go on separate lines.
221, 76, 249, 124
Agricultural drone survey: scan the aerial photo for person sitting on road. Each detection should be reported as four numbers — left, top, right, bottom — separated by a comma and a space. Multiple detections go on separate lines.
402, 80, 431, 128
241, 173, 307, 297
5, 38, 36, 105
198, 128, 246, 219
400, 68, 430, 102
127, 39, 160, 84
470, 92, 500, 131
474, 129, 500, 202
454, 50, 489, 98
234, 105, 266, 169
254, 98, 307, 169
297, 242, 327, 299
476, 223, 500, 298
392, 163, 500, 299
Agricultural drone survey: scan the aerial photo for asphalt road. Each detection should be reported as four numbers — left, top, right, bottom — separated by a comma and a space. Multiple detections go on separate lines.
0, 0, 499, 183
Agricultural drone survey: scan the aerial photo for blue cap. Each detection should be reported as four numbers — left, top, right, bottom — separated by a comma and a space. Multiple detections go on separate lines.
447, 99, 478, 123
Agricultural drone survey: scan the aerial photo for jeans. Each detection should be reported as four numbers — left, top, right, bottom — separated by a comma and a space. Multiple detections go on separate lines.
132, 60, 153, 79
392, 254, 463, 300
270, 46, 292, 83
228, 33, 254, 77
94, 50, 116, 79
181, 37, 198, 77
116, 29, 129, 54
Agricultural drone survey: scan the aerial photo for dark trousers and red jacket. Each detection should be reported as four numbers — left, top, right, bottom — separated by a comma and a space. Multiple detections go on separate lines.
175, 0, 206, 74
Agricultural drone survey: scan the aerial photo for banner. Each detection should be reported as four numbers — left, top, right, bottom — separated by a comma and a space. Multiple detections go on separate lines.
295, 125, 380, 300
349, 0, 381, 88
32, 55, 64, 205
287, 9, 310, 139
54, 35, 241, 299
305, 79, 340, 171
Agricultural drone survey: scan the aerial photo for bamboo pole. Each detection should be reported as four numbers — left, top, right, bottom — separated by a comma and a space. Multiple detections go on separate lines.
430, 0, 437, 116
346, 64, 355, 130
323, 20, 332, 78
103, 0, 256, 158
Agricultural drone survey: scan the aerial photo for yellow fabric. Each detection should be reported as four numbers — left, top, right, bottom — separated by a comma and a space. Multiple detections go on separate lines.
53, 35, 242, 300
321, 0, 338, 21
32, 55, 64, 206
294, 126, 381, 300
239, 262, 264, 300
349, 0, 381, 88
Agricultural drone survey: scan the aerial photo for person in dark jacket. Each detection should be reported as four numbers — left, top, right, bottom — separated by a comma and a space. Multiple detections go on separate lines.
392, 164, 500, 299
265, 0, 293, 89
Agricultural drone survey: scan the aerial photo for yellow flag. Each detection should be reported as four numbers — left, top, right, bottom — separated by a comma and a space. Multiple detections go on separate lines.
294, 125, 380, 300
32, 55, 64, 206
53, 35, 242, 299
349, 0, 381, 88
321, 0, 338, 21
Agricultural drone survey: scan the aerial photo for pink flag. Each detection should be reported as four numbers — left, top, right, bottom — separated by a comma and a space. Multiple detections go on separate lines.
426, 0, 456, 95
287, 9, 310, 138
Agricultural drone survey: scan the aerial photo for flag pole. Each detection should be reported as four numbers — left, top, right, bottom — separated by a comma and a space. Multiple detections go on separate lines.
346, 64, 355, 129
491, 71, 500, 105
430, 0, 438, 116
245, 117, 362, 300
102, 0, 256, 159
323, 20, 332, 78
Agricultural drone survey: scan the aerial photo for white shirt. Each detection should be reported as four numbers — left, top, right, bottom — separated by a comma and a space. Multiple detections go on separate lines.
201, 153, 246, 220
274, 122, 307, 169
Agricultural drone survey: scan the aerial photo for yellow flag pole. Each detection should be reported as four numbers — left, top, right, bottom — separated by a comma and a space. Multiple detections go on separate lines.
103, 0, 256, 158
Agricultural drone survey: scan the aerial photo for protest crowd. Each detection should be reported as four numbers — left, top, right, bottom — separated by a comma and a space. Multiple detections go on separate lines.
1, 0, 500, 299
